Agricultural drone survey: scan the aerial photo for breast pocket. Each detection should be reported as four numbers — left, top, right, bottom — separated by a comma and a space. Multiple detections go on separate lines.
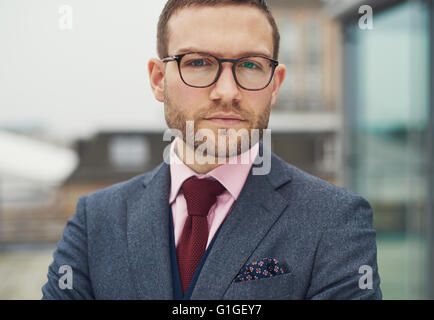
223, 272, 294, 300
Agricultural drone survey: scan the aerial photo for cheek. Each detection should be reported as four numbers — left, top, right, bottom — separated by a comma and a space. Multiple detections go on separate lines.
167, 77, 207, 118
244, 92, 272, 115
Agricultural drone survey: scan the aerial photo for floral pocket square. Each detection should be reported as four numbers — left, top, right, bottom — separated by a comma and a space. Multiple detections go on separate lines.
233, 257, 285, 283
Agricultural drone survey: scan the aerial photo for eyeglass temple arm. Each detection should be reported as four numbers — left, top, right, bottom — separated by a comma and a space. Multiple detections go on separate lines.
161, 56, 178, 63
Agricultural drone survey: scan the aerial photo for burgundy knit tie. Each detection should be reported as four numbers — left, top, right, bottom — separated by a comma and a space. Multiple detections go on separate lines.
176, 176, 226, 294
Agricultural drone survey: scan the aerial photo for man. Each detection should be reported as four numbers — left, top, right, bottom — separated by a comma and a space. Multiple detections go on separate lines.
42, 0, 382, 299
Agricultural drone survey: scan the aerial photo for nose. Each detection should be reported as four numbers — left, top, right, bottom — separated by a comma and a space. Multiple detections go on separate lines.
209, 63, 241, 102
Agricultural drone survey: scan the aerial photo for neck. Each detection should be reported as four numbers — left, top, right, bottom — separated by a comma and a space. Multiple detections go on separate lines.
175, 139, 222, 174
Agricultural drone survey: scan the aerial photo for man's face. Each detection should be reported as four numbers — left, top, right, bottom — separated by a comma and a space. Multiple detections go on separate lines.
152, 5, 285, 157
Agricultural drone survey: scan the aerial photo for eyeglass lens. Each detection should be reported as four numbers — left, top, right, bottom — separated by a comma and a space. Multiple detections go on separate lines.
179, 53, 274, 90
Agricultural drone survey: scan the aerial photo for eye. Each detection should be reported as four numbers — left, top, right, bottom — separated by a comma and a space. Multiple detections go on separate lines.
241, 62, 257, 69
191, 59, 205, 66
184, 58, 212, 67
239, 61, 263, 70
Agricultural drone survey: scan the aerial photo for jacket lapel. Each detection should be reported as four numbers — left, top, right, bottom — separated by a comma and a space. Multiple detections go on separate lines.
190, 153, 292, 299
126, 162, 173, 299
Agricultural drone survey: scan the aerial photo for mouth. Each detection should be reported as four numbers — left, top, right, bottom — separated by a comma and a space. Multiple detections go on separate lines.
204, 113, 246, 126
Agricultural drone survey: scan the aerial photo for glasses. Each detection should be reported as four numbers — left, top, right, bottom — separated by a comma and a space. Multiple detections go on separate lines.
161, 52, 279, 91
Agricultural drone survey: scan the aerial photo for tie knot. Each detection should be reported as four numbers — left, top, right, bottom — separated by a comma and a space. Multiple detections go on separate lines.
181, 176, 226, 217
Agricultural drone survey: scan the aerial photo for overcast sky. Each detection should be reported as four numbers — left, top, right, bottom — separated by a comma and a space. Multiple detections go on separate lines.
0, 0, 168, 141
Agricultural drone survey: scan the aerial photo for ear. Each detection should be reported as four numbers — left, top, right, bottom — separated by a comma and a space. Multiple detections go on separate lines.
148, 58, 165, 102
269, 64, 286, 107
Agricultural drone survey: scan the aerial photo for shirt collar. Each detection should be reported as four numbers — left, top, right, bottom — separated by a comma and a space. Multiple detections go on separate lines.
169, 137, 259, 203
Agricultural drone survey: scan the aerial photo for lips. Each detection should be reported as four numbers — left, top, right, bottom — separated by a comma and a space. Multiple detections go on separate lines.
205, 113, 245, 126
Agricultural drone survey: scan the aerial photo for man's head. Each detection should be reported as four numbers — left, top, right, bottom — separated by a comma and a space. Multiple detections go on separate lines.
148, 0, 286, 163
157, 0, 280, 61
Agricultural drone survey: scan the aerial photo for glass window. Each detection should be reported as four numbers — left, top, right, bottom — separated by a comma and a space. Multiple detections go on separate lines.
344, 0, 431, 299
108, 135, 150, 171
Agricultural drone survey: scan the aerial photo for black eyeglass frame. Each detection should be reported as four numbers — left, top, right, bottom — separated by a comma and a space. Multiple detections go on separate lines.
161, 52, 279, 91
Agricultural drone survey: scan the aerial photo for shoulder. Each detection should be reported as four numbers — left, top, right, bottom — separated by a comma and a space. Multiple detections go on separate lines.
269, 151, 355, 199
269, 152, 373, 227
80, 162, 166, 212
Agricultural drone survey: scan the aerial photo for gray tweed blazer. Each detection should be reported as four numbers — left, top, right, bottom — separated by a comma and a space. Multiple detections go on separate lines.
42, 146, 382, 300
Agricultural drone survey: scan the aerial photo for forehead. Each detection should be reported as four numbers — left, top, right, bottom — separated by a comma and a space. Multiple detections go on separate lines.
167, 5, 273, 58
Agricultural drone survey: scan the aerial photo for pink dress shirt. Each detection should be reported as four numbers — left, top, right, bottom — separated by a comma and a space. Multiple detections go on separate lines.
169, 138, 259, 249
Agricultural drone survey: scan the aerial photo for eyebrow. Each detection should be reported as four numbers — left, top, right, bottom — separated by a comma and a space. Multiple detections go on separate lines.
174, 47, 273, 58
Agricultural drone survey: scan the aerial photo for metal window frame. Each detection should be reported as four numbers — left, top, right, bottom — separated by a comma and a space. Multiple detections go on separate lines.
427, 0, 434, 301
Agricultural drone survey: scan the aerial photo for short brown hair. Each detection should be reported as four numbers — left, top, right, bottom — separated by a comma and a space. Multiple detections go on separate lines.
157, 0, 280, 60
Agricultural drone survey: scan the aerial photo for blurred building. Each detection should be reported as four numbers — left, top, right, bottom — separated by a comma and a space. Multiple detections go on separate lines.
272, 0, 340, 112
269, 0, 343, 185
0, 130, 77, 244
